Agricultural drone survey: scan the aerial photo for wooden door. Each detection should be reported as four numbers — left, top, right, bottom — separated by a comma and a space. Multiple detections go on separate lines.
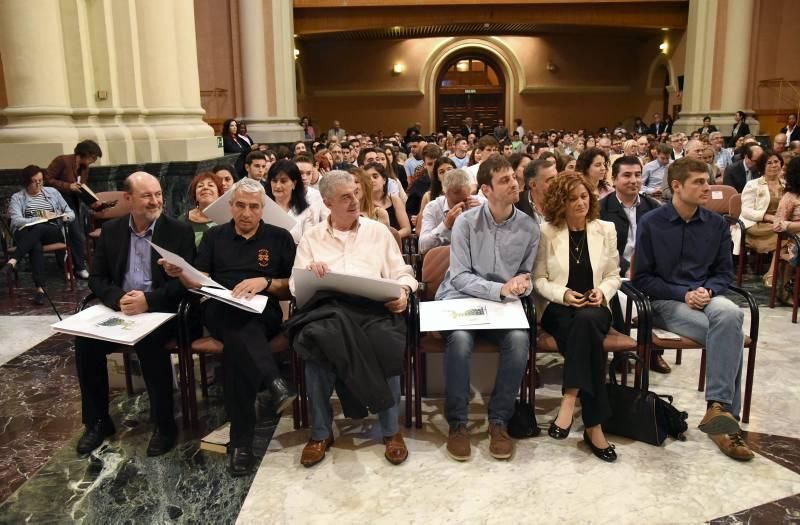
436, 55, 505, 136
439, 93, 504, 136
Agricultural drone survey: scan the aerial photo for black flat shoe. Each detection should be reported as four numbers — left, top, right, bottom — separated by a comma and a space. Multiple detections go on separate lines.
228, 446, 255, 477
76, 417, 116, 456
548, 418, 572, 440
583, 431, 617, 462
146, 428, 176, 457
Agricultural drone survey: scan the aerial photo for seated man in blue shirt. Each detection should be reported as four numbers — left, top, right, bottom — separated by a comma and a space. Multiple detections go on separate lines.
436, 155, 539, 462
633, 157, 753, 461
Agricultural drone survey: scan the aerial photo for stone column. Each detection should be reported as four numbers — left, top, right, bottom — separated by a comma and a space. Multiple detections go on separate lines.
0, 0, 79, 167
238, 0, 303, 143
673, 0, 759, 135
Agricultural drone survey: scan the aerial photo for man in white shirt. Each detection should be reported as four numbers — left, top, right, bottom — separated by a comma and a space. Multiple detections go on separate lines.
710, 132, 733, 172
450, 137, 470, 169
418, 168, 483, 254
642, 143, 672, 199
290, 171, 417, 469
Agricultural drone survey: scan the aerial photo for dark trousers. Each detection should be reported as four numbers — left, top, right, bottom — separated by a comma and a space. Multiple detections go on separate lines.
13, 223, 65, 287
541, 303, 612, 427
74, 322, 176, 433
65, 196, 86, 271
204, 301, 282, 447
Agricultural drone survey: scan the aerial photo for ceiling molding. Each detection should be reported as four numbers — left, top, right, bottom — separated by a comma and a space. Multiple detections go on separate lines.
310, 88, 423, 97
520, 84, 631, 94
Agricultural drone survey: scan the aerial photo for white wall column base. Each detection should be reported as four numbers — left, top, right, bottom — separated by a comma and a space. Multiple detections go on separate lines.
674, 111, 760, 136
247, 119, 305, 143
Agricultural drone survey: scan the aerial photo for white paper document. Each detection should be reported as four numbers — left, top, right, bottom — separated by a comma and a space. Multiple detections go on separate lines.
419, 298, 530, 332
51, 304, 175, 346
291, 268, 403, 308
202, 186, 297, 232
149, 241, 220, 288
190, 286, 268, 314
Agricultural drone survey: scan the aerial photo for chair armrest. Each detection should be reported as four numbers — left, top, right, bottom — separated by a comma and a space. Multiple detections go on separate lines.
726, 285, 759, 346
521, 295, 537, 346
77, 292, 98, 313
619, 280, 653, 390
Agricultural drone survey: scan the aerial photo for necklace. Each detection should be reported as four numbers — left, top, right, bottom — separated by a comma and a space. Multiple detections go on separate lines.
569, 230, 587, 264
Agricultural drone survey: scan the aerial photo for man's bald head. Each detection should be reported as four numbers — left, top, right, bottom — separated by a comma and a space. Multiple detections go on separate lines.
123, 171, 161, 193
123, 171, 163, 227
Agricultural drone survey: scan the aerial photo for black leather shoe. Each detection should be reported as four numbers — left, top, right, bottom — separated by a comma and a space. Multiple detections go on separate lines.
146, 428, 176, 457
650, 353, 672, 374
33, 291, 45, 305
548, 417, 572, 440
228, 445, 255, 477
76, 418, 115, 456
583, 431, 617, 462
270, 377, 297, 415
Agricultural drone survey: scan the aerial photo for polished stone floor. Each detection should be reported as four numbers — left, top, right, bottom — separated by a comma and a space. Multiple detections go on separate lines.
0, 269, 799, 524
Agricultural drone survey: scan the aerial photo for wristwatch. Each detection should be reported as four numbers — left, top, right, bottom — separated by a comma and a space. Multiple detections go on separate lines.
265, 277, 273, 291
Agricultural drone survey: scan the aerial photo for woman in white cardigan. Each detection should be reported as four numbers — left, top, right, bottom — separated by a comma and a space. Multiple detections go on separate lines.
740, 151, 784, 285
533, 172, 621, 462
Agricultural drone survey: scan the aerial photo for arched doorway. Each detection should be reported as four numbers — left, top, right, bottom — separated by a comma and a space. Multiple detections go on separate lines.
436, 53, 505, 135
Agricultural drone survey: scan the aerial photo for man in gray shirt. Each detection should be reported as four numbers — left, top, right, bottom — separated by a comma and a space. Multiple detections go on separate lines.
436, 155, 539, 463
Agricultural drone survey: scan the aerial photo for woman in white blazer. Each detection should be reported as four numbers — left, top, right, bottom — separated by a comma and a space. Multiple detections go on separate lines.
740, 151, 784, 285
533, 172, 621, 462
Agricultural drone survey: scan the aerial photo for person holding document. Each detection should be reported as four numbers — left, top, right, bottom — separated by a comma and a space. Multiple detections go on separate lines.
436, 155, 539, 462
4, 165, 75, 304
287, 170, 417, 468
162, 177, 296, 477
75, 172, 194, 457
532, 172, 621, 462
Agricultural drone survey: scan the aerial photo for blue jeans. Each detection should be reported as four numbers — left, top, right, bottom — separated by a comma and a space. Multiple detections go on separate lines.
650, 296, 745, 418
444, 329, 529, 426
305, 360, 400, 441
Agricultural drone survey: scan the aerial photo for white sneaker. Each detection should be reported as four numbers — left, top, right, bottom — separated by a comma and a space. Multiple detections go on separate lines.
76, 269, 89, 279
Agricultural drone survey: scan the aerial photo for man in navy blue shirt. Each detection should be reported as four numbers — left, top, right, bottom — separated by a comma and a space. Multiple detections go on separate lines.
634, 157, 753, 461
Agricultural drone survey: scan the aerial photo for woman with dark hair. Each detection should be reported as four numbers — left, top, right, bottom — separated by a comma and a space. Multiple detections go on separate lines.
366, 162, 411, 238
211, 164, 237, 193
383, 144, 407, 189
222, 119, 249, 155
416, 157, 456, 230
533, 172, 621, 462
350, 167, 390, 226
265, 159, 324, 243
374, 148, 407, 202
3, 165, 75, 304
773, 157, 800, 301
576, 147, 613, 198
730, 110, 751, 145
182, 171, 222, 246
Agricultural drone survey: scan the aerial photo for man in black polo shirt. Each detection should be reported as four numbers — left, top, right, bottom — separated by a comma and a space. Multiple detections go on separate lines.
162, 177, 296, 476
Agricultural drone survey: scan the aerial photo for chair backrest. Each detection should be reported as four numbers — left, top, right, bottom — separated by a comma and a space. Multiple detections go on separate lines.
92, 191, 131, 220
420, 246, 450, 302
704, 185, 737, 215
388, 226, 402, 251
729, 193, 742, 219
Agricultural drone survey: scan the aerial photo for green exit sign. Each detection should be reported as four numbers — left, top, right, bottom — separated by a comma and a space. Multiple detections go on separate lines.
216, 136, 223, 148
464, 89, 477, 94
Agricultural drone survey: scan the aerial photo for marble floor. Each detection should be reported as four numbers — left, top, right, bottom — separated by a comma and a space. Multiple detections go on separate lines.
1, 271, 799, 524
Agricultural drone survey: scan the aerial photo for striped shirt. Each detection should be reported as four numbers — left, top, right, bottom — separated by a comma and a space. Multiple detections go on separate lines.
24, 192, 54, 218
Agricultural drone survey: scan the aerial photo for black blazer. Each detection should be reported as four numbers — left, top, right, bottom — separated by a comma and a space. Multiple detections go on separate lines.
781, 126, 800, 143
697, 125, 718, 134
515, 190, 535, 218
598, 192, 661, 276
648, 122, 666, 136
723, 160, 749, 193
730, 122, 751, 140
89, 214, 196, 313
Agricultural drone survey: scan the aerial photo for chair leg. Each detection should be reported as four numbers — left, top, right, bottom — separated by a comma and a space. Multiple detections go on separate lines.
404, 350, 412, 429
698, 348, 706, 392
742, 343, 757, 424
769, 249, 782, 308
177, 351, 189, 427
420, 353, 428, 397
736, 250, 745, 287
299, 359, 309, 429
793, 266, 800, 324
414, 350, 423, 429
187, 351, 199, 426
291, 352, 300, 430
199, 354, 209, 399
675, 348, 682, 365
122, 352, 134, 396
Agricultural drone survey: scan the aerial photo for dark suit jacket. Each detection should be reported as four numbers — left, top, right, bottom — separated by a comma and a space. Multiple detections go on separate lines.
731, 122, 751, 140
460, 126, 475, 138
599, 192, 661, 276
515, 190, 534, 218
648, 122, 665, 136
89, 214, 195, 313
697, 125, 718, 134
723, 160, 752, 193
781, 126, 800, 143
45, 154, 89, 196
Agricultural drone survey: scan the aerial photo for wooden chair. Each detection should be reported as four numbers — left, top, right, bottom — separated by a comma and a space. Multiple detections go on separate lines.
410, 246, 538, 429
1, 216, 75, 294
77, 293, 190, 426
701, 186, 746, 286
86, 192, 131, 268
769, 231, 800, 322
178, 295, 302, 427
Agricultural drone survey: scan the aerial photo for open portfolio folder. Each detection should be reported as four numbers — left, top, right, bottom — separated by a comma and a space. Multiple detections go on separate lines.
149, 242, 268, 314
291, 268, 404, 309
202, 186, 297, 232
51, 304, 175, 346
418, 298, 530, 332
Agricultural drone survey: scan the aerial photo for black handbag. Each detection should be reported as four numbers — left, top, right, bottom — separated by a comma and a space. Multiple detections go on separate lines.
508, 399, 541, 439
602, 352, 688, 446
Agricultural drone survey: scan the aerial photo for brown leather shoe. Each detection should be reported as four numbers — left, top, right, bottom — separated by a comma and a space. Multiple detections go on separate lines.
383, 432, 408, 465
447, 424, 471, 461
698, 403, 740, 435
488, 422, 513, 460
300, 435, 334, 468
650, 352, 672, 374
709, 433, 754, 461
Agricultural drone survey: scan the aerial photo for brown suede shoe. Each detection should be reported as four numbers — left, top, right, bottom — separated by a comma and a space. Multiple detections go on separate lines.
650, 353, 672, 374
383, 432, 408, 465
698, 403, 740, 435
488, 422, 513, 460
709, 433, 755, 461
447, 424, 471, 461
300, 435, 334, 468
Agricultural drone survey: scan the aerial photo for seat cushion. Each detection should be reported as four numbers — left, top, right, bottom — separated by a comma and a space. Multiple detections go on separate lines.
537, 328, 636, 353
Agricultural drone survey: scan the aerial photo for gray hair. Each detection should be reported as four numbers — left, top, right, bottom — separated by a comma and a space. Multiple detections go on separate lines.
709, 131, 722, 140
442, 168, 472, 193
230, 177, 266, 204
318, 170, 353, 200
